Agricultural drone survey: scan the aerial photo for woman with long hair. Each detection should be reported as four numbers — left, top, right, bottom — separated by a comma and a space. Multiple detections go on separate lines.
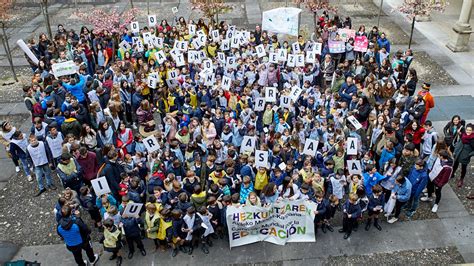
80, 124, 100, 151
136, 99, 157, 137
452, 123, 474, 188
98, 120, 116, 147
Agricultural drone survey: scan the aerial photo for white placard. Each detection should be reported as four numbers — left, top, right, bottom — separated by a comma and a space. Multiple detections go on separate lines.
231, 36, 240, 48
277, 49, 287, 61
148, 15, 157, 27
91, 176, 111, 197
135, 40, 144, 52
172, 7, 179, 14
143, 135, 160, 152
255, 97, 265, 111
256, 44, 266, 58
280, 96, 291, 108
143, 32, 152, 46
222, 76, 232, 90
314, 42, 322, 55
147, 75, 157, 89
292, 42, 301, 54
155, 50, 167, 64
278, 162, 287, 170
347, 115, 363, 130
123, 203, 143, 218
221, 39, 230, 51
255, 150, 269, 169
240, 136, 256, 154
174, 40, 188, 52
217, 52, 226, 64
306, 51, 316, 64
226, 57, 237, 69
175, 53, 185, 67
131, 21, 140, 33
287, 54, 296, 67
296, 54, 304, 67
303, 138, 318, 157
346, 137, 358, 155
202, 59, 213, 70
119, 40, 131, 51
188, 24, 196, 35
211, 29, 220, 42
265, 87, 277, 102
347, 160, 362, 175
290, 85, 302, 102
269, 53, 278, 63
154, 37, 163, 48
168, 69, 178, 80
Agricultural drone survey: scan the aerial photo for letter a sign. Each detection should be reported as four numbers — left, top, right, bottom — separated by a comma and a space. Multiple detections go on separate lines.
303, 139, 318, 157
346, 137, 358, 155
143, 135, 160, 153
240, 136, 256, 154
347, 160, 362, 175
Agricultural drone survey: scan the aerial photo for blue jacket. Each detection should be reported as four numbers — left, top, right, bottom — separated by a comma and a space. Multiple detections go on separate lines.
363, 172, 385, 196
393, 179, 412, 202
379, 148, 396, 169
377, 37, 391, 53
57, 217, 82, 247
121, 217, 142, 237
406, 166, 429, 198
338, 82, 357, 104
62, 75, 86, 102
240, 164, 255, 181
343, 200, 361, 218
367, 194, 385, 212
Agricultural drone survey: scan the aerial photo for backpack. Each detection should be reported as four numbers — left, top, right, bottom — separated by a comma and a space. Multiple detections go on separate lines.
25, 97, 44, 119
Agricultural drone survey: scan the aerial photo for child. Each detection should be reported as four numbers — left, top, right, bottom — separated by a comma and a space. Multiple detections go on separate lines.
339, 193, 361, 239
217, 178, 231, 196
157, 208, 173, 252
79, 186, 102, 228
381, 158, 401, 203
313, 192, 327, 234
299, 183, 315, 201
97, 193, 117, 217
366, 184, 385, 231
388, 175, 412, 224
379, 140, 396, 171
102, 218, 123, 265
323, 195, 339, 233
207, 196, 223, 239
177, 192, 192, 213
360, 152, 374, 172
183, 207, 206, 255
239, 176, 254, 204
171, 209, 188, 256
197, 206, 214, 253
104, 205, 121, 226
144, 204, 160, 250
348, 174, 362, 194
120, 212, 146, 259
118, 173, 130, 198
191, 185, 207, 209
245, 191, 262, 206
328, 169, 347, 200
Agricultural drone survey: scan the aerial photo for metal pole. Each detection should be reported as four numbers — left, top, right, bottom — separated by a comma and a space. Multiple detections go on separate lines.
408, 16, 415, 49
147, 0, 150, 15
377, 0, 383, 28
130, 0, 134, 9
42, 0, 53, 40
285, 0, 288, 7
1, 23, 18, 82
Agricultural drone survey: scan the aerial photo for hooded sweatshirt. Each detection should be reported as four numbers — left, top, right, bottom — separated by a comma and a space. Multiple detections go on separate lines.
57, 217, 82, 246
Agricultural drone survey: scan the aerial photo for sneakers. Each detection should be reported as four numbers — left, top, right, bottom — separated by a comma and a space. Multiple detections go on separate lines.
15, 166, 20, 173
34, 189, 46, 197
431, 204, 439, 213
27, 175, 33, 182
343, 233, 351, 239
387, 217, 398, 224
140, 249, 146, 256
422, 188, 428, 193
89, 254, 99, 265
420, 196, 433, 202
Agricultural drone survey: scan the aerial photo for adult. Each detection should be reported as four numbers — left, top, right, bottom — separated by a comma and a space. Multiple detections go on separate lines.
417, 82, 435, 124
452, 123, 474, 188
443, 115, 465, 153
57, 205, 99, 266
99, 150, 125, 201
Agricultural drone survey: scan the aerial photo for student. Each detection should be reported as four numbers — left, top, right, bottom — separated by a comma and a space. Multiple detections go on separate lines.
363, 164, 385, 196
57, 153, 83, 193
239, 176, 254, 204
328, 169, 346, 200
57, 205, 99, 266
182, 206, 206, 254
421, 150, 453, 213
365, 184, 385, 231
9, 131, 33, 181
120, 212, 146, 259
323, 194, 339, 233
405, 159, 429, 217
339, 193, 361, 239
313, 191, 327, 234
79, 186, 102, 228
27, 134, 56, 196
102, 218, 123, 265
157, 208, 173, 252
388, 176, 412, 224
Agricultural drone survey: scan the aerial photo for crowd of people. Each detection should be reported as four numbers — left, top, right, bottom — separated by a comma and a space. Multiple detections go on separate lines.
0, 9, 473, 266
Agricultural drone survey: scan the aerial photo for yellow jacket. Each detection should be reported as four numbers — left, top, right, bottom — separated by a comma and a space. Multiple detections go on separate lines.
157, 218, 172, 240
144, 211, 160, 239
104, 226, 121, 248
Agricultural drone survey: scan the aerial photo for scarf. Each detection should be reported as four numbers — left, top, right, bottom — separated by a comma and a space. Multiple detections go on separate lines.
461, 133, 474, 144
58, 160, 77, 175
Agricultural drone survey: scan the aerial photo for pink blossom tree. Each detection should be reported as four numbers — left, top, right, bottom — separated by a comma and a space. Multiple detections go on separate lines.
293, 0, 337, 32
398, 0, 448, 48
190, 0, 233, 24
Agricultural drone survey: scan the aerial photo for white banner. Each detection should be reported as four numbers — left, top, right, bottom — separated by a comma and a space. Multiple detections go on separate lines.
227, 199, 316, 247
52, 60, 77, 78
262, 7, 302, 36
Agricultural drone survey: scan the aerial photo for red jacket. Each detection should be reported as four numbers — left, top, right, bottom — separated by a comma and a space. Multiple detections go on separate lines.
76, 151, 99, 182
404, 127, 425, 145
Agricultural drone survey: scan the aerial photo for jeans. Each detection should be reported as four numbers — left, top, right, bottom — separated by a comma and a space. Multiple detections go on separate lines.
394, 200, 406, 218
19, 157, 32, 176
427, 179, 443, 204
406, 194, 421, 213
34, 164, 53, 190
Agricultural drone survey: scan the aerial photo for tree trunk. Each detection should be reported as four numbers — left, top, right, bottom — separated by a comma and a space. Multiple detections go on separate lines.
147, 0, 150, 15
41, 0, 53, 40
130, 0, 134, 9
1, 22, 18, 82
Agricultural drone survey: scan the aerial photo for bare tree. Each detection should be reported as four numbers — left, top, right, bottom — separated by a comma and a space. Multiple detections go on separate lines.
190, 0, 233, 24
293, 0, 337, 33
40, 0, 53, 40
0, 0, 17, 82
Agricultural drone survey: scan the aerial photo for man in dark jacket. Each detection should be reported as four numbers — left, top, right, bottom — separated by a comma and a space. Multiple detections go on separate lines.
100, 150, 124, 201
121, 215, 146, 259
57, 205, 99, 266
61, 110, 82, 138
338, 76, 357, 104
406, 95, 426, 123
